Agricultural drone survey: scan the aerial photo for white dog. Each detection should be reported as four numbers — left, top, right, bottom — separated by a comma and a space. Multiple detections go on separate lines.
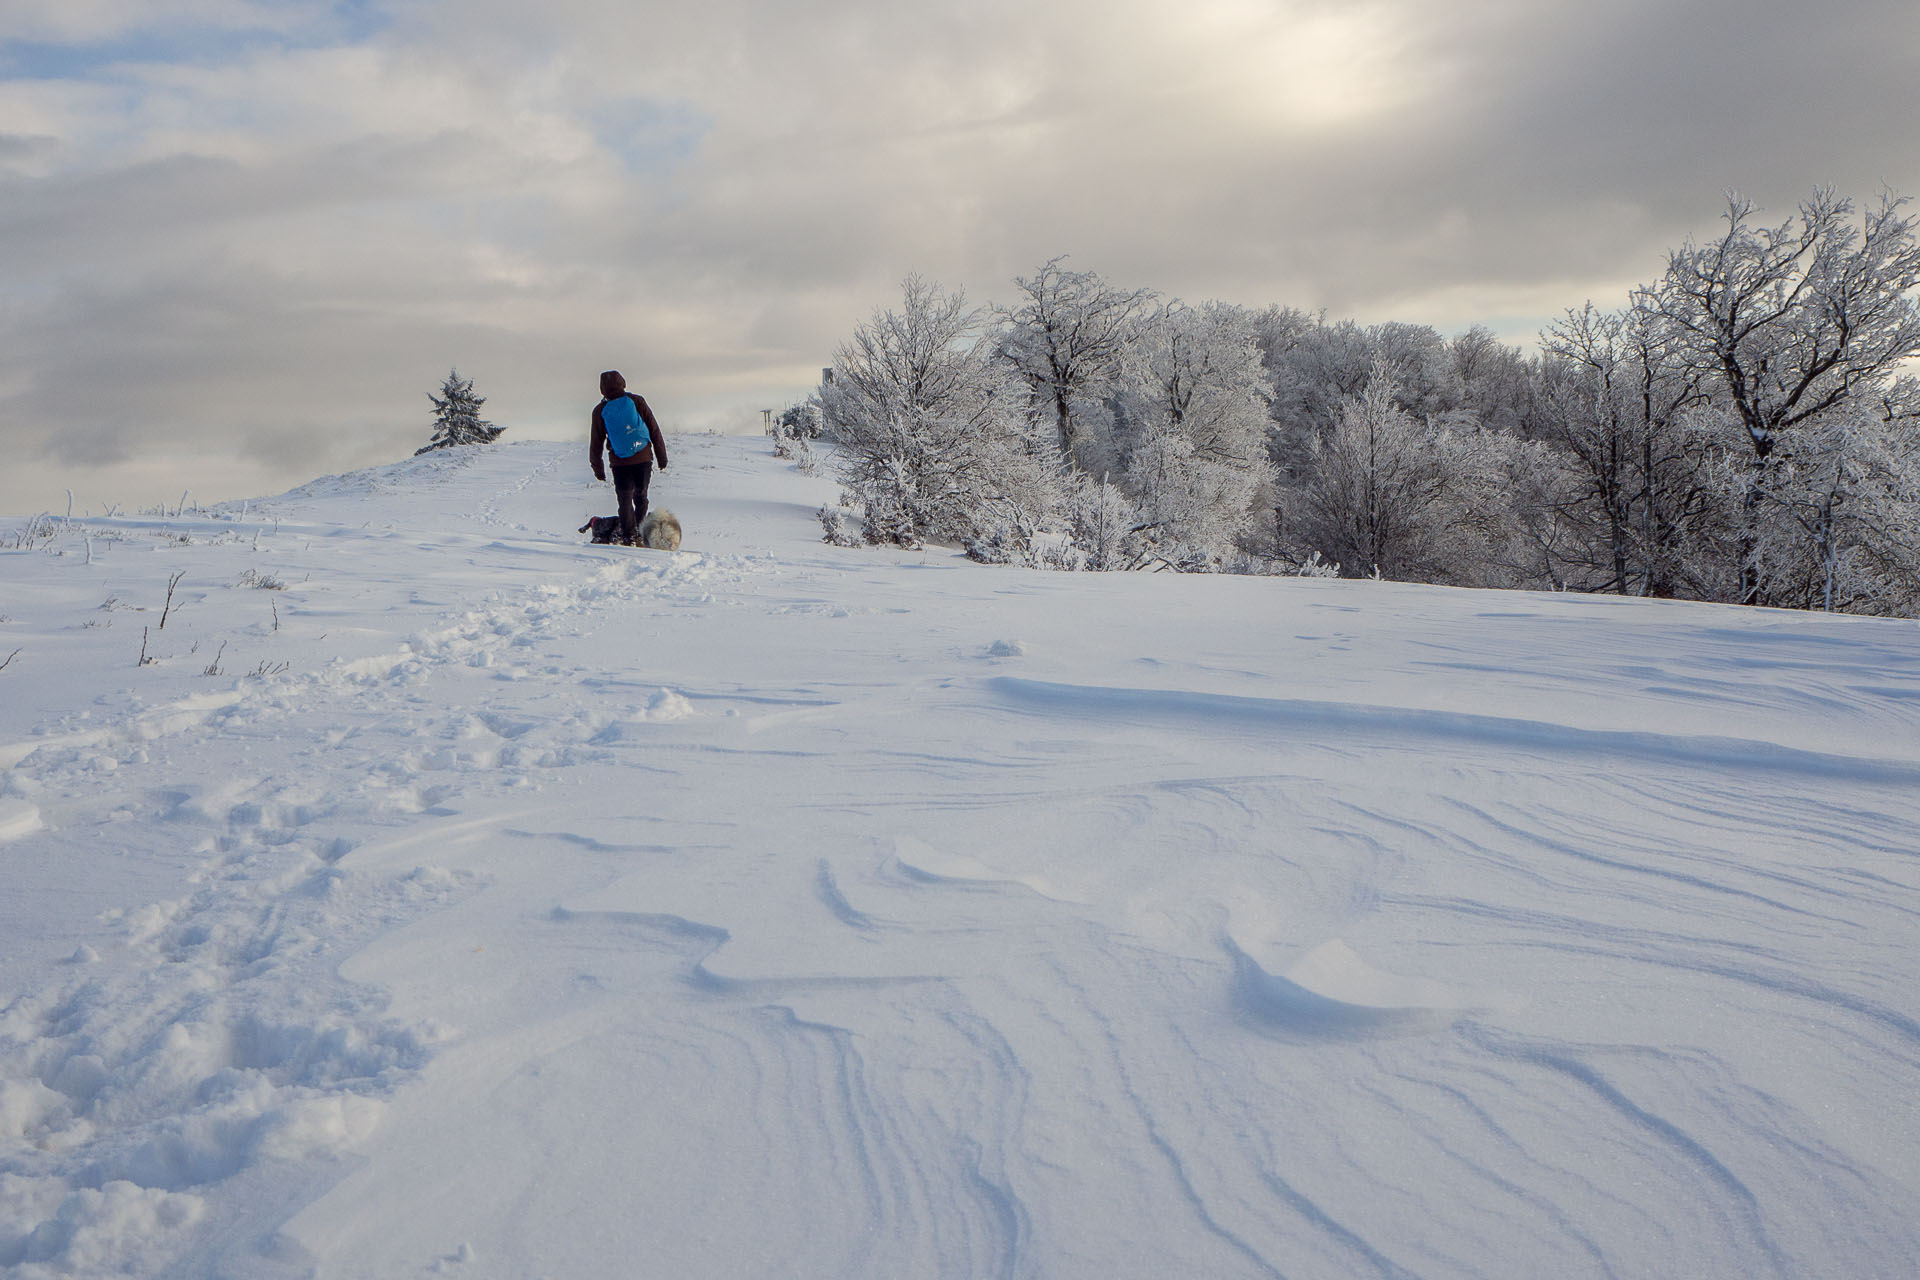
638, 508, 682, 551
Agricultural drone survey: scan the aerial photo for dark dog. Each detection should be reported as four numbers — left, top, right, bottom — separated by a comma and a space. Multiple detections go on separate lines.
579, 515, 623, 544
580, 510, 683, 549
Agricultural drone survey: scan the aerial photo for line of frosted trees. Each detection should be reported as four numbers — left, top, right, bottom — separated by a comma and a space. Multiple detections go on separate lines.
795, 188, 1920, 616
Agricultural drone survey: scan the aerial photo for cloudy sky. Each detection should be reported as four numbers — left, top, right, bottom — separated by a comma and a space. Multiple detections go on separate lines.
3, 0, 1917, 515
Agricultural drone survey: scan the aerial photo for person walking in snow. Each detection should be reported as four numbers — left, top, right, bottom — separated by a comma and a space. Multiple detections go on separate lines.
590, 369, 669, 545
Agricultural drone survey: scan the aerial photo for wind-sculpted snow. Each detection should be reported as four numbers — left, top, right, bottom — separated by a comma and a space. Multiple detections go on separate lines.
986, 675, 1920, 783
2, 438, 1917, 1277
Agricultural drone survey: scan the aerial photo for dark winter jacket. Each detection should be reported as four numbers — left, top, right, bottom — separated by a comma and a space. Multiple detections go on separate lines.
590, 393, 668, 479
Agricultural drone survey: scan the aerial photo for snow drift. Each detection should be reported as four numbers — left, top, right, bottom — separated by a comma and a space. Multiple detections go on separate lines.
2, 437, 1917, 1278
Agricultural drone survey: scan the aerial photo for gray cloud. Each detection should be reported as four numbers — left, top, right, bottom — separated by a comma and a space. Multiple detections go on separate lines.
2, 0, 1917, 516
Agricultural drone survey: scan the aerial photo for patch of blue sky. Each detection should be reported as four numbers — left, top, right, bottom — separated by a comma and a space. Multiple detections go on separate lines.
593, 98, 710, 176
0, 1, 395, 81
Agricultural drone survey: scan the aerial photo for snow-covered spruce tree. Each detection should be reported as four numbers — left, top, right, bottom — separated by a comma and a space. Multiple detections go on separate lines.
417, 368, 504, 454
1112, 302, 1276, 568
1638, 189, 1920, 605
821, 277, 1021, 548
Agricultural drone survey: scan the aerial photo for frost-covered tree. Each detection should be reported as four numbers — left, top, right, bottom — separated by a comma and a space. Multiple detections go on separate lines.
1114, 303, 1275, 566
803, 196, 1920, 609
1538, 303, 1717, 595
821, 276, 1020, 547
1639, 189, 1920, 603
417, 368, 503, 454
1479, 429, 1584, 590
997, 258, 1156, 467
1289, 362, 1507, 581
1738, 394, 1920, 613
1067, 473, 1139, 571
1262, 318, 1486, 536
963, 415, 1089, 569
1448, 325, 1538, 436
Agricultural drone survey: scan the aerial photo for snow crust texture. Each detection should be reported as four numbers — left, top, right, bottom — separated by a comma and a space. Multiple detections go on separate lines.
2, 438, 1918, 1278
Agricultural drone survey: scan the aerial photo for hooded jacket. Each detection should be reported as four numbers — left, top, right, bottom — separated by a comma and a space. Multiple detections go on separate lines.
590, 393, 669, 477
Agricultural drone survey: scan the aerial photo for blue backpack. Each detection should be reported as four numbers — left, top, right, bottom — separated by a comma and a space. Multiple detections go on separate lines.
602, 395, 651, 458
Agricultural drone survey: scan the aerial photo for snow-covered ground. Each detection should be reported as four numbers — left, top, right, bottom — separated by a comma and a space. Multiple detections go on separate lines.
3, 435, 1918, 1279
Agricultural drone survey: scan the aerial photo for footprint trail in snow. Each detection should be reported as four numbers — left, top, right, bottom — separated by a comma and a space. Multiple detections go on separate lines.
3, 437, 1919, 1278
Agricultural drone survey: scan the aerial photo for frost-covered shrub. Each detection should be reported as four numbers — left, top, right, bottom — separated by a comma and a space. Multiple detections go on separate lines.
776, 400, 825, 440
818, 503, 861, 547
775, 432, 819, 475
772, 401, 825, 473
964, 423, 1089, 568
1067, 474, 1138, 571
852, 460, 927, 548
1295, 550, 1341, 578
965, 508, 1085, 571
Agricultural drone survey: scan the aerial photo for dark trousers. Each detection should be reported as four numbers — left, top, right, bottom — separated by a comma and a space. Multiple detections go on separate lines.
611, 457, 653, 542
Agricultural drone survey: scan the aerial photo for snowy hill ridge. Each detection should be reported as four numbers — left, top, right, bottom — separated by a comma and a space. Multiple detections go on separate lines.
2, 437, 1918, 1278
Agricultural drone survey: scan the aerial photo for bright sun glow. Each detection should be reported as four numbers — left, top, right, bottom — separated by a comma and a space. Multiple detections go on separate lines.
1186, 1, 1438, 132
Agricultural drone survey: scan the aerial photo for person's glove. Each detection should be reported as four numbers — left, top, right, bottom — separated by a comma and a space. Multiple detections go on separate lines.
592, 465, 606, 482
